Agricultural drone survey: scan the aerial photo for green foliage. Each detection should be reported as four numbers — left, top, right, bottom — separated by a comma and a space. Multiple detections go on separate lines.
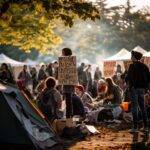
55, 0, 150, 62
0, 0, 100, 53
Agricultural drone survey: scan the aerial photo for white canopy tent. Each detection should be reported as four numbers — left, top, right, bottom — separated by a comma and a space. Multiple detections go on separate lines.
0, 54, 25, 66
133, 46, 147, 54
0, 54, 26, 80
143, 51, 150, 69
103, 48, 130, 77
104, 48, 130, 61
144, 51, 150, 57
103, 46, 148, 77
24, 58, 38, 66
113, 46, 148, 61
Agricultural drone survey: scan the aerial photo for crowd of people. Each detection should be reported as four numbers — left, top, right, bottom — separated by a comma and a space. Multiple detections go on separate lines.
0, 48, 149, 133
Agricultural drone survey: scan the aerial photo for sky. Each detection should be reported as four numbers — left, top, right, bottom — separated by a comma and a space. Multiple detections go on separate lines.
89, 0, 150, 10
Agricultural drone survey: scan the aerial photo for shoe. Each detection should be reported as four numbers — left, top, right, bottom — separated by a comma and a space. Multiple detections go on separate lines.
129, 128, 138, 133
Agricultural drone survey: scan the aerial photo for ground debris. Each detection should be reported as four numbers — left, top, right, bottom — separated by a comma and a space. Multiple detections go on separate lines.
64, 122, 150, 150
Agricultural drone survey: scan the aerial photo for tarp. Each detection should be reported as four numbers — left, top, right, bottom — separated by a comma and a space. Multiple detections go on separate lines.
0, 82, 58, 149
0, 54, 25, 66
104, 48, 129, 61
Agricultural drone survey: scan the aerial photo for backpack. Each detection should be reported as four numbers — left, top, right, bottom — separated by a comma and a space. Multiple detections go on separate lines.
38, 89, 57, 121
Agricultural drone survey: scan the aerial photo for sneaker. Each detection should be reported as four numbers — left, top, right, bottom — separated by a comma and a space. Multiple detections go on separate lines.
129, 128, 138, 133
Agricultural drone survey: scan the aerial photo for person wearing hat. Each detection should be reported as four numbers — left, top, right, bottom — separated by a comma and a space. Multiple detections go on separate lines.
125, 50, 150, 133
75, 85, 94, 113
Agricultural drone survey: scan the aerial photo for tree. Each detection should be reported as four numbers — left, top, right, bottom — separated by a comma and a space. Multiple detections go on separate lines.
0, 0, 99, 53
55, 0, 150, 63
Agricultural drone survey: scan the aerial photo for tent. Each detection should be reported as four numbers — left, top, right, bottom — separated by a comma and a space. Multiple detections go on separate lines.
103, 48, 129, 77
104, 48, 130, 61
132, 46, 147, 54
143, 51, 150, 69
115, 46, 148, 61
103, 47, 148, 77
24, 58, 38, 66
144, 51, 150, 57
0, 54, 26, 80
0, 54, 25, 66
0, 81, 59, 149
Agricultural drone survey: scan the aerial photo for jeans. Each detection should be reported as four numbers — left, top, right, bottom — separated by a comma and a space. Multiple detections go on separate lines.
130, 88, 148, 129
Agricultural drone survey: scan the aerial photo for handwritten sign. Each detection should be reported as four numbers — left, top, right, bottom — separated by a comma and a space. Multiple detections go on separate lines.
144, 57, 150, 65
58, 56, 78, 85
123, 60, 132, 71
103, 61, 116, 77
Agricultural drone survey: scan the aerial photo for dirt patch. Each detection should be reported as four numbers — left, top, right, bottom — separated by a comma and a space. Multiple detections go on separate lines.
63, 123, 150, 150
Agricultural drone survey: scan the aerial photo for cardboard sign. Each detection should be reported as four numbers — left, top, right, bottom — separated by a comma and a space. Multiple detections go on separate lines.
58, 56, 78, 85
103, 61, 116, 77
123, 60, 132, 71
144, 57, 150, 65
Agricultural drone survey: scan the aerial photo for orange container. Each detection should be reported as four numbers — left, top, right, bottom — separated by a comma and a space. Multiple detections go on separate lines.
120, 102, 130, 112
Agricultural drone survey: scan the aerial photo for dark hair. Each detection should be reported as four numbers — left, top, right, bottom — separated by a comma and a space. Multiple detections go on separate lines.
23, 65, 27, 70
62, 48, 72, 56
106, 78, 114, 87
1, 63, 8, 70
106, 77, 116, 93
131, 51, 143, 60
81, 63, 85, 66
45, 77, 56, 89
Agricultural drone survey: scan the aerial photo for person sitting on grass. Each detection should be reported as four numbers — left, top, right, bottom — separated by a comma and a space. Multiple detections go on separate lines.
75, 85, 94, 113
38, 77, 62, 122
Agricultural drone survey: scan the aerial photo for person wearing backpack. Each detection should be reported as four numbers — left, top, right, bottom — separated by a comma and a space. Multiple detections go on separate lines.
38, 77, 62, 122
126, 51, 150, 133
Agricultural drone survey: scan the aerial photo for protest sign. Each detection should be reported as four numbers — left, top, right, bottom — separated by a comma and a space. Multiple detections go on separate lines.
58, 56, 78, 85
103, 61, 116, 77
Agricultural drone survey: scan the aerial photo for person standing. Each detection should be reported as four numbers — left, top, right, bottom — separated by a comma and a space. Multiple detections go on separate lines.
94, 66, 102, 81
53, 61, 59, 80
61, 48, 75, 118
126, 51, 150, 132
0, 63, 14, 84
38, 65, 47, 82
77, 62, 85, 85
30, 67, 38, 93
18, 65, 31, 87
93, 66, 102, 98
84, 64, 92, 94
46, 63, 53, 77
115, 64, 123, 75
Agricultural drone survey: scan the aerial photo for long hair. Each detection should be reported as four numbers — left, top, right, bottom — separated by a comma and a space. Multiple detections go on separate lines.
1, 63, 8, 70
106, 77, 116, 94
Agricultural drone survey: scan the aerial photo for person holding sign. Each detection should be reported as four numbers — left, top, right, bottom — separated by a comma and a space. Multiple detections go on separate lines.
58, 48, 78, 118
